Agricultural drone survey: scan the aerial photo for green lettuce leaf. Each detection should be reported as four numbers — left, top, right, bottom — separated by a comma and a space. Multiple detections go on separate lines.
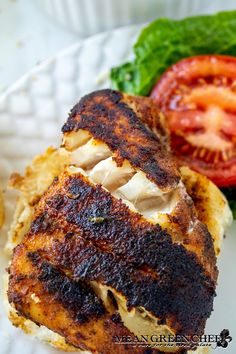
111, 11, 236, 96
221, 188, 236, 219
230, 200, 236, 219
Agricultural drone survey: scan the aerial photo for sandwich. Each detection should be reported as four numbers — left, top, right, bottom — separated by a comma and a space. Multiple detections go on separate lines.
6, 89, 232, 353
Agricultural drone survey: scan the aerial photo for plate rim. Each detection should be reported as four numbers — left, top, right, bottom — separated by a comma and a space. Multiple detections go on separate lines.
0, 19, 235, 354
0, 23, 142, 102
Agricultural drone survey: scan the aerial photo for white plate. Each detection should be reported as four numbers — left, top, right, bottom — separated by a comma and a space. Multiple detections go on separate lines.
0, 25, 235, 354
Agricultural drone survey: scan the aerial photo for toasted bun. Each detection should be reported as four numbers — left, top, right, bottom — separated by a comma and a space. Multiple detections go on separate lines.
5, 147, 69, 254
0, 185, 4, 228
5, 148, 231, 353
180, 166, 233, 255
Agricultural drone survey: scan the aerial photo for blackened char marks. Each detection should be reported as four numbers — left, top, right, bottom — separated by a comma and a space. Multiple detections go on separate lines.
62, 89, 122, 132
29, 256, 106, 324
110, 313, 122, 324
62, 89, 180, 191
31, 172, 216, 336
50, 230, 215, 336
30, 211, 59, 235
30, 212, 50, 233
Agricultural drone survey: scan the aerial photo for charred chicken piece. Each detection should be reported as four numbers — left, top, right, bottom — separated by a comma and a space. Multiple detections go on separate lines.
8, 90, 232, 353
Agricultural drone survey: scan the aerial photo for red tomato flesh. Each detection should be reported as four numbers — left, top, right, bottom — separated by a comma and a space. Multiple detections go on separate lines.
150, 55, 236, 187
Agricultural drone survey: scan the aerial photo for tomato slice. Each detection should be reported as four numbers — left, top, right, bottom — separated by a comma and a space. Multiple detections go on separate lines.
150, 55, 236, 187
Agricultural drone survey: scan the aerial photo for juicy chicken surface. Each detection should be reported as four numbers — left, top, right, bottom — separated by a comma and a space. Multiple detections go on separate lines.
7, 89, 232, 354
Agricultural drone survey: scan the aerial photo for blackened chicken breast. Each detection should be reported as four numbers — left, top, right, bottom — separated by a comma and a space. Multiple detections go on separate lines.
7, 90, 232, 353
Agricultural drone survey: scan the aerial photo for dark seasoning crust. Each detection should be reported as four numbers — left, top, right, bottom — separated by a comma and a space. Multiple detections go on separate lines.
8, 89, 219, 353
62, 89, 180, 191
27, 251, 106, 324
10, 171, 216, 337
61, 89, 217, 280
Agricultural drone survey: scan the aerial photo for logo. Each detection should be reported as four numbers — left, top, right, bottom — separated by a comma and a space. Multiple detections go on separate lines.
113, 329, 232, 350
217, 329, 232, 348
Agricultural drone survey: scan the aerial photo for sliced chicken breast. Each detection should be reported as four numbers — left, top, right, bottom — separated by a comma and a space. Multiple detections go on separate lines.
7, 89, 232, 354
